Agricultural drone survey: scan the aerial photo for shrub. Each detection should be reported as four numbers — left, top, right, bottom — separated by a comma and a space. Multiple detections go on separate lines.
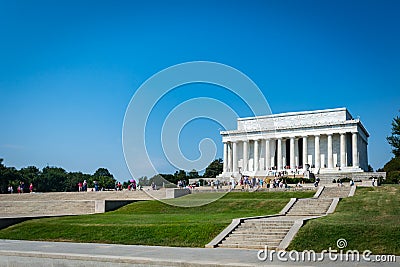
281, 177, 314, 184
383, 157, 400, 172
383, 171, 400, 184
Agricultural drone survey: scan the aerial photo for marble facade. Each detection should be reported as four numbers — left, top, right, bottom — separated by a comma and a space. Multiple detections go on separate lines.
218, 108, 369, 178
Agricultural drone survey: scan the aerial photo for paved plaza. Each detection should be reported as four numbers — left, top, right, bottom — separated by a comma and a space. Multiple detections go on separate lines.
0, 239, 398, 267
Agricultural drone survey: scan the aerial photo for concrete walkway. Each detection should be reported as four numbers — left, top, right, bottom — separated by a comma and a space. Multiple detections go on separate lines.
0, 239, 397, 267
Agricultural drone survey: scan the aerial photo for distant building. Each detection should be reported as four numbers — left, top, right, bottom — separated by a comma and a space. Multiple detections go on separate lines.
218, 108, 369, 178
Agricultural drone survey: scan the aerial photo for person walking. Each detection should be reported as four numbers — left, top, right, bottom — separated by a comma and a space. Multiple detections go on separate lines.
78, 182, 83, 192
94, 180, 99, 191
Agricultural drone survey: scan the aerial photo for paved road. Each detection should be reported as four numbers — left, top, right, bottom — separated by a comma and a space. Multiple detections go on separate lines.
0, 239, 398, 267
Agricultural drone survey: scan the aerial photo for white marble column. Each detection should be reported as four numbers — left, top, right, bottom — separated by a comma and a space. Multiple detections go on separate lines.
290, 137, 295, 169
352, 132, 359, 167
327, 134, 333, 169
254, 139, 259, 172
315, 135, 320, 169
243, 140, 248, 172
294, 138, 299, 168
302, 136, 308, 168
340, 133, 347, 168
223, 142, 228, 172
277, 138, 282, 171
227, 142, 232, 171
265, 139, 271, 170
232, 141, 238, 172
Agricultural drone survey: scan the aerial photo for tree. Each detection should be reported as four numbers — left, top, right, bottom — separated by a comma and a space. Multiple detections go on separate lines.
383, 157, 400, 173
40, 167, 68, 192
367, 164, 374, 172
65, 172, 91, 192
203, 158, 223, 178
0, 159, 22, 193
148, 174, 175, 188
381, 157, 400, 184
92, 168, 116, 189
93, 168, 113, 178
174, 170, 188, 184
188, 169, 200, 178
159, 173, 176, 185
0, 158, 6, 193
387, 113, 400, 157
137, 176, 149, 186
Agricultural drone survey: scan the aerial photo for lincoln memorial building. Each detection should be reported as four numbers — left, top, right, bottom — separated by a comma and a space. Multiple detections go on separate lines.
218, 108, 369, 179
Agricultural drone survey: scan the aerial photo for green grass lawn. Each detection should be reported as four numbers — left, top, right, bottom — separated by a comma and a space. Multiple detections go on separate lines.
288, 185, 400, 255
0, 191, 314, 247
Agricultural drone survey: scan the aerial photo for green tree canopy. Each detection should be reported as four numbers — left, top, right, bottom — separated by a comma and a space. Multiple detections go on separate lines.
93, 168, 113, 178
0, 159, 119, 193
39, 167, 68, 192
203, 158, 223, 178
383, 157, 400, 184
387, 113, 400, 157
92, 168, 116, 189
383, 157, 400, 173
188, 169, 200, 178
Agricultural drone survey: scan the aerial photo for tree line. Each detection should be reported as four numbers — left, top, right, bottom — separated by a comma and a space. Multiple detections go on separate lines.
0, 159, 116, 193
136, 158, 223, 187
379, 111, 400, 184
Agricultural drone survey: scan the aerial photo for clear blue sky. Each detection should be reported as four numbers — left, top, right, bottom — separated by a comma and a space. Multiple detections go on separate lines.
0, 0, 399, 181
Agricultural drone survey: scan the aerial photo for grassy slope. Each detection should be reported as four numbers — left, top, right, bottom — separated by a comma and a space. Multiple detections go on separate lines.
288, 185, 400, 255
0, 191, 314, 247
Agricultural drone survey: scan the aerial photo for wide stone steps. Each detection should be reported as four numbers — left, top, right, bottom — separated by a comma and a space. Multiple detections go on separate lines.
235, 227, 292, 232
226, 235, 285, 241
220, 240, 284, 248
319, 187, 351, 198
239, 222, 293, 228
285, 198, 332, 216
212, 184, 356, 250
218, 219, 294, 250
218, 243, 276, 250
234, 228, 290, 233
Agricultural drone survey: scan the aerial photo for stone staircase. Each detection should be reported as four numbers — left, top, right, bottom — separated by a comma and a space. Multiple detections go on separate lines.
212, 185, 354, 250
318, 186, 351, 199
218, 218, 295, 250
285, 198, 333, 216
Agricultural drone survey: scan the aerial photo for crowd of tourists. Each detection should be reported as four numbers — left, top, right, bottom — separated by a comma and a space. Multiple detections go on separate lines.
236, 176, 291, 190
7, 182, 34, 194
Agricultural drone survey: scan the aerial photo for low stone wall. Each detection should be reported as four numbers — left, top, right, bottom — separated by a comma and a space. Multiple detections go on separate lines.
165, 188, 191, 199
318, 172, 386, 184
95, 200, 138, 213
0, 191, 162, 230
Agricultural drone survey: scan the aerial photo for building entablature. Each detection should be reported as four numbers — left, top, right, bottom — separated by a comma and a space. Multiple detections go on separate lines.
221, 120, 368, 143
